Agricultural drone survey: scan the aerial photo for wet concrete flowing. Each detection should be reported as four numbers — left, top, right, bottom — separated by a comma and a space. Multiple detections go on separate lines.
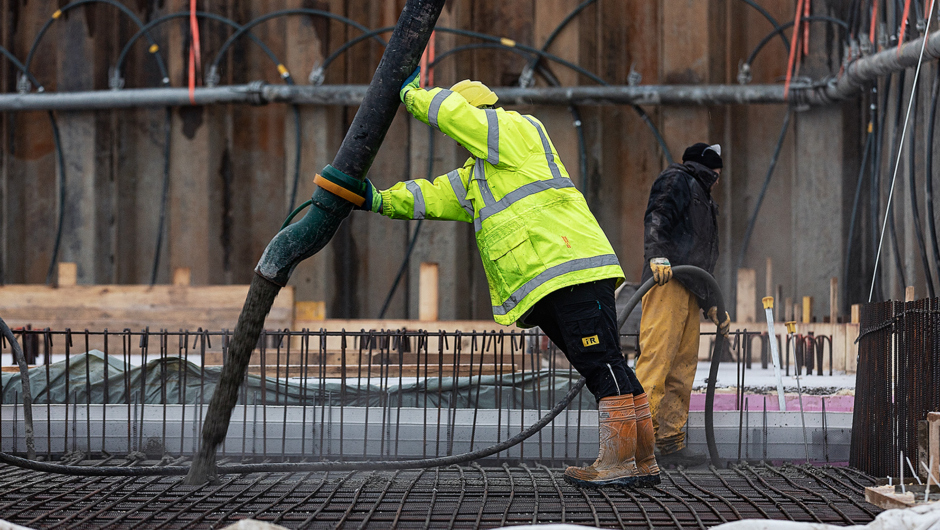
184, 274, 281, 484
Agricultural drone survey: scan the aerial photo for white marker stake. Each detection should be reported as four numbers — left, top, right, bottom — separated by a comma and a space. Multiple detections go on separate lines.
762, 297, 786, 412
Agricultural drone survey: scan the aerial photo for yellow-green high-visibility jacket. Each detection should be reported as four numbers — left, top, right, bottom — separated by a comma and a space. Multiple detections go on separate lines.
381, 87, 624, 326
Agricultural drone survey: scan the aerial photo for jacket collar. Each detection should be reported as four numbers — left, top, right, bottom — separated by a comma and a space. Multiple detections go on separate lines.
681, 161, 719, 193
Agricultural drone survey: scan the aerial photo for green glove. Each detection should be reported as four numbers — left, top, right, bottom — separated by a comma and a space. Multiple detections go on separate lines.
707, 306, 731, 337
354, 179, 383, 213
400, 67, 420, 102
650, 258, 672, 286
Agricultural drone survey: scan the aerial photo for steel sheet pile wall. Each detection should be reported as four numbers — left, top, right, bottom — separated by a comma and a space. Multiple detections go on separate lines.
850, 298, 940, 476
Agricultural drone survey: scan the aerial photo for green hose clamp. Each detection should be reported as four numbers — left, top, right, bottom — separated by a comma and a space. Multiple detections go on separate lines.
314, 164, 367, 206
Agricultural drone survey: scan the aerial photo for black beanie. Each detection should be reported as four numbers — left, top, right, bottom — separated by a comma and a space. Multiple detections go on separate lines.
682, 143, 722, 169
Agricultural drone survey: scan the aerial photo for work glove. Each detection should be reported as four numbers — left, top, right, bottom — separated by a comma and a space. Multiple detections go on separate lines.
649, 258, 672, 286
400, 66, 420, 102
354, 179, 383, 213
707, 306, 731, 337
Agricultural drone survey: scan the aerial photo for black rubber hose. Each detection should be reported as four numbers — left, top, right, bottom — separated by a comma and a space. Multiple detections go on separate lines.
0, 376, 586, 476
906, 78, 936, 297
926, 65, 940, 283
0, 316, 35, 459
617, 265, 727, 465
0, 265, 724, 475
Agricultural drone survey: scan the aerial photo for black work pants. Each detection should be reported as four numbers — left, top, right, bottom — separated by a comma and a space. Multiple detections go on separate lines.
525, 279, 642, 402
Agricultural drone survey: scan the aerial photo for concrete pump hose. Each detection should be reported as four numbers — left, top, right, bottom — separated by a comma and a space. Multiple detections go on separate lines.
616, 265, 727, 465
0, 377, 586, 476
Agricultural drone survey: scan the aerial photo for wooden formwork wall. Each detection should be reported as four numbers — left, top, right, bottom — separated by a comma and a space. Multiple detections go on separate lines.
0, 1, 873, 324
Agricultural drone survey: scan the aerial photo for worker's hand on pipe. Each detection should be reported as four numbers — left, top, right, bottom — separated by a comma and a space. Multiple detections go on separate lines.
650, 258, 672, 286
707, 306, 731, 337
354, 179, 383, 213
400, 67, 421, 102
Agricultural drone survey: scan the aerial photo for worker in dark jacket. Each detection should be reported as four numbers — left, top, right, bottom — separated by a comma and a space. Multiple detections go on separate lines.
636, 143, 730, 467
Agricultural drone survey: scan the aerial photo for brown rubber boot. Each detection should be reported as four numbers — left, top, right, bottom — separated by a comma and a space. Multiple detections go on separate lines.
564, 394, 639, 487
633, 393, 661, 486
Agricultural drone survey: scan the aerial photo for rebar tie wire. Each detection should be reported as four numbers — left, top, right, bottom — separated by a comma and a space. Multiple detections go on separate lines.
869, 0, 938, 302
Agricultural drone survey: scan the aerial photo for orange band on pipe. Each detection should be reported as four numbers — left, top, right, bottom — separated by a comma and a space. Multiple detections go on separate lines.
314, 173, 365, 206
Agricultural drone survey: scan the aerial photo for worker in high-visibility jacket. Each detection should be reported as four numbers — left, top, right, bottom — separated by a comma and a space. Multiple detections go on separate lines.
353, 68, 659, 487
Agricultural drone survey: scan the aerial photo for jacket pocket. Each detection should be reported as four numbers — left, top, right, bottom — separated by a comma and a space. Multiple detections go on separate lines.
486, 226, 544, 296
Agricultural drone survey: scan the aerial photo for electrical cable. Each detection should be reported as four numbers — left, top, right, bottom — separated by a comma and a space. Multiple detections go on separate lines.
843, 108, 875, 312
887, 71, 908, 292
377, 124, 433, 320
25, 0, 169, 85
869, 76, 889, 302
315, 24, 674, 163
18, 1, 171, 284
733, 110, 792, 277
868, 0, 936, 301
906, 76, 936, 297
114, 11, 305, 279
0, 46, 67, 285
0, 265, 727, 475
744, 16, 850, 75
149, 108, 172, 286
925, 64, 940, 283
208, 9, 387, 78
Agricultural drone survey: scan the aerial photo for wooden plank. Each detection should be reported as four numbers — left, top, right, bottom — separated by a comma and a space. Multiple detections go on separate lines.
830, 277, 839, 324
295, 301, 325, 321
173, 268, 191, 286
864, 485, 917, 510
802, 296, 813, 323
419, 262, 439, 321
930, 412, 940, 484
906, 286, 916, 302
736, 268, 756, 323
765, 258, 773, 297
0, 284, 295, 331
851, 304, 861, 324
57, 263, 77, 287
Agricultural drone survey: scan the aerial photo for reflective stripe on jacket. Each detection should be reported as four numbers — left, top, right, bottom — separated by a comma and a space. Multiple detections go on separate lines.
381, 87, 624, 326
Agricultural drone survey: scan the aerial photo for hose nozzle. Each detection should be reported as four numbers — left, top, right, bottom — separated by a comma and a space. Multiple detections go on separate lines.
254, 165, 364, 286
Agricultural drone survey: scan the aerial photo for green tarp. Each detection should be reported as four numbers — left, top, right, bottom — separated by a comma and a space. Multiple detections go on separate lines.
2, 350, 593, 409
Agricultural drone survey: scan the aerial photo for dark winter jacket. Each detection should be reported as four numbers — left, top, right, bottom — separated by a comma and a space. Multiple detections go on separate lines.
641, 161, 720, 309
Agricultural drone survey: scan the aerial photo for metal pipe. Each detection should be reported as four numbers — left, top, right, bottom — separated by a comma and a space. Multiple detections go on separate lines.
0, 83, 852, 111
1, 31, 939, 112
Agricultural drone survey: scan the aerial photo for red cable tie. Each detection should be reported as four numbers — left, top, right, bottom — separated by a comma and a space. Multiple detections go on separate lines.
784, 0, 806, 100
899, 0, 912, 53
803, 0, 810, 56
188, 0, 200, 105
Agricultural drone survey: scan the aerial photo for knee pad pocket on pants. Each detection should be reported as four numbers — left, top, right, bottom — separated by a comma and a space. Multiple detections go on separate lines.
559, 300, 607, 355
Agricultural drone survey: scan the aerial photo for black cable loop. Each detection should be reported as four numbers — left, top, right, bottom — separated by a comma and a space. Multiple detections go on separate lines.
208, 9, 386, 76
744, 16, 850, 72
0, 45, 68, 285
25, 0, 169, 86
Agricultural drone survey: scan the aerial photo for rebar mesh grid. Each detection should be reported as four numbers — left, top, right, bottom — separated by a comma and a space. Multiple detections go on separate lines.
0, 460, 879, 529
851, 298, 940, 477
